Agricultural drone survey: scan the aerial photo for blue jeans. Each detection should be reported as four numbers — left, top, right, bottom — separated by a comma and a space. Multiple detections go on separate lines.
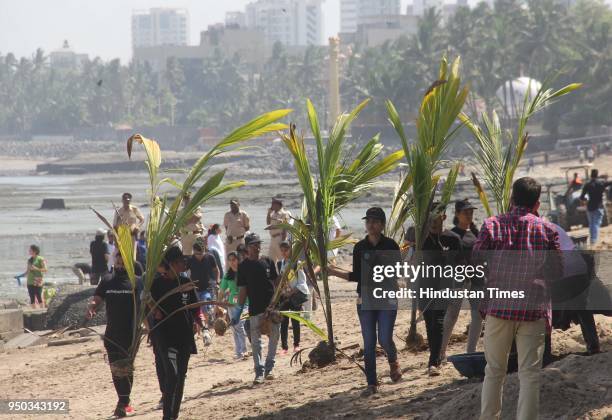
357, 305, 398, 386
587, 208, 604, 244
232, 319, 248, 357
249, 313, 281, 377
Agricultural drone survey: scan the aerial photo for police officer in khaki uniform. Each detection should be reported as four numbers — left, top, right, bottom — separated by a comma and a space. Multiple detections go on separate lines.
180, 193, 204, 256
113, 192, 145, 235
223, 199, 250, 254
266, 197, 291, 262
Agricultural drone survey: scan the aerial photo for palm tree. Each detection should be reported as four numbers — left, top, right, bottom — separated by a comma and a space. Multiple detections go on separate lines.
386, 56, 469, 343
278, 99, 404, 358
92, 108, 293, 376
462, 78, 582, 216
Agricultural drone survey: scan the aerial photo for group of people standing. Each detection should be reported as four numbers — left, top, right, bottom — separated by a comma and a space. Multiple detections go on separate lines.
85, 192, 316, 419
82, 172, 610, 419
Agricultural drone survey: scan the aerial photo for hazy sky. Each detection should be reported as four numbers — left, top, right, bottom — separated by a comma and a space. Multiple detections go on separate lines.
2, 0, 606, 63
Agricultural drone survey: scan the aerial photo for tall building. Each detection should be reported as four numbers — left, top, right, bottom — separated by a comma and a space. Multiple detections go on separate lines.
226, 11, 247, 28
341, 0, 400, 33
245, 0, 323, 46
131, 8, 190, 49
413, 0, 444, 16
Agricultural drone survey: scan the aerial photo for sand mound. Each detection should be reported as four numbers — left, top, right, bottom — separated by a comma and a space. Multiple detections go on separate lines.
46, 284, 106, 330
432, 352, 612, 420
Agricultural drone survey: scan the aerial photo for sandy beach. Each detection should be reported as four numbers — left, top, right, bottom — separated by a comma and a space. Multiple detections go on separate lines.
1, 148, 611, 419
0, 272, 610, 419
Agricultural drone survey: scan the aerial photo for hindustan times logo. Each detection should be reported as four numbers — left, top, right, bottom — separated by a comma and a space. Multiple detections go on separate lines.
372, 262, 487, 283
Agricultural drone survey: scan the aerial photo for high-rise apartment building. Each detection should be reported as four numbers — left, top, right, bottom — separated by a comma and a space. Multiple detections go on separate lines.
245, 0, 323, 46
341, 0, 401, 33
132, 8, 190, 48
412, 0, 444, 16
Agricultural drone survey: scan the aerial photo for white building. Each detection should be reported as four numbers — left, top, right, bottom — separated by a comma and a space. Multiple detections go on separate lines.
132, 8, 190, 49
245, 0, 323, 46
49, 40, 88, 71
226, 11, 247, 28
341, 0, 401, 33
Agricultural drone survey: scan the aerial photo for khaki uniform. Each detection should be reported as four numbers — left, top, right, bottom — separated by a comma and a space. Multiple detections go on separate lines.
268, 208, 291, 261
223, 210, 250, 254
181, 206, 204, 256
113, 205, 145, 233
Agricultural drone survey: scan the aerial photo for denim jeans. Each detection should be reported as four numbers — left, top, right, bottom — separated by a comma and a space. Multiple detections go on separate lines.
587, 208, 604, 244
249, 313, 281, 377
232, 319, 248, 357
356, 305, 398, 386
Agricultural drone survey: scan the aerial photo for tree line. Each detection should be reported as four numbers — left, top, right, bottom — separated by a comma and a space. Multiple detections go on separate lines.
0, 0, 610, 137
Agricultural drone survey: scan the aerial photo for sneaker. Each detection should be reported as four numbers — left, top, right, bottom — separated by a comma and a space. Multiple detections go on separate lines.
389, 361, 402, 383
427, 366, 441, 377
360, 385, 378, 397
265, 372, 275, 380
293, 345, 300, 353
253, 375, 265, 385
112, 403, 134, 418
280, 349, 288, 356
202, 329, 212, 346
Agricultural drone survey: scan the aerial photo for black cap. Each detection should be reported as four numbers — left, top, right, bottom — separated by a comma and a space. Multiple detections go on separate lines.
122, 192, 133, 199
230, 198, 239, 205
245, 233, 262, 246
362, 207, 386, 223
455, 198, 477, 212
279, 240, 291, 249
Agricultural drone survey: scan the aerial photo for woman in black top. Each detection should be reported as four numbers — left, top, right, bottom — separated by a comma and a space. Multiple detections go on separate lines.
329, 207, 402, 397
440, 199, 483, 360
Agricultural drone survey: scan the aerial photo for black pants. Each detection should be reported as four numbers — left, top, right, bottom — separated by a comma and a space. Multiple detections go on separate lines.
104, 340, 133, 406
545, 311, 600, 363
150, 335, 166, 396
423, 309, 445, 367
158, 345, 191, 420
279, 299, 302, 350
27, 285, 43, 304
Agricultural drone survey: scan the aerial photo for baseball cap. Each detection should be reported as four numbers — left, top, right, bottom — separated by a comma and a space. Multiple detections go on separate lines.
245, 233, 262, 246
96, 228, 106, 236
455, 199, 477, 212
229, 199, 239, 205
362, 207, 386, 223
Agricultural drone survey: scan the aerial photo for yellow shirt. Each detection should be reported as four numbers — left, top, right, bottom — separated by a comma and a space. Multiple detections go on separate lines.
223, 210, 250, 238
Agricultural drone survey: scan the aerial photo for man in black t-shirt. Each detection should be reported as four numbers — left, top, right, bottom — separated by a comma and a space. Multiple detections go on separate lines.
187, 241, 219, 345
150, 246, 204, 420
87, 251, 140, 418
233, 233, 280, 384
580, 169, 612, 245
90, 228, 110, 285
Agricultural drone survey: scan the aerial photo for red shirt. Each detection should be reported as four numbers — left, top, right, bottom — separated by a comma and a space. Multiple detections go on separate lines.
473, 206, 562, 331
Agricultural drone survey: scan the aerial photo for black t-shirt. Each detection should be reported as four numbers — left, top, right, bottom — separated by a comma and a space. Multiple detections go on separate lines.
90, 239, 110, 273
187, 254, 218, 292
150, 273, 198, 353
94, 270, 141, 342
237, 257, 278, 316
580, 179, 612, 211
348, 235, 400, 296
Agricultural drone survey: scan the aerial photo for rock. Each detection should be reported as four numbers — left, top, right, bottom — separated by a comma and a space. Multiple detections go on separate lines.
40, 198, 66, 210
46, 285, 106, 330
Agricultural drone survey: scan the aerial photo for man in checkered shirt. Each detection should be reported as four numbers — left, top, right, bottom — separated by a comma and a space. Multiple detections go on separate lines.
474, 177, 562, 420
